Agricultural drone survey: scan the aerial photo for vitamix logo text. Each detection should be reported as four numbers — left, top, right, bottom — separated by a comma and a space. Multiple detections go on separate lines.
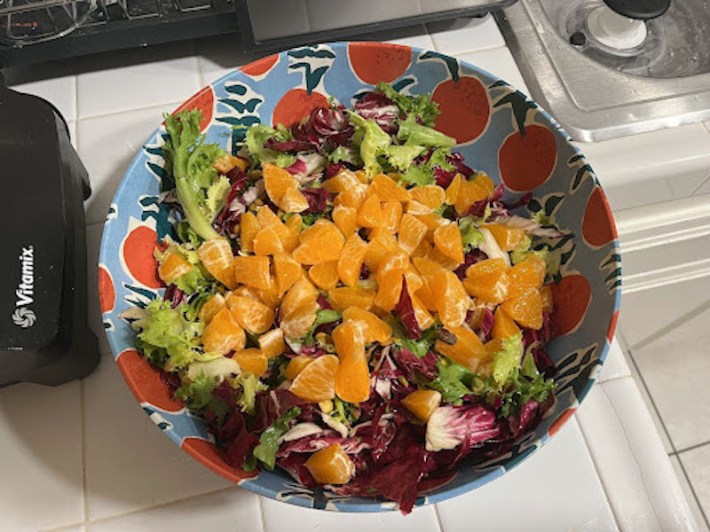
12, 246, 36, 329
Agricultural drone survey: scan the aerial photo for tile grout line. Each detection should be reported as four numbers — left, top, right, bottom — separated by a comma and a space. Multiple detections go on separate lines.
675, 455, 710, 529
433, 504, 446, 532
76, 99, 186, 123
626, 349, 710, 528
256, 496, 267, 532
629, 300, 710, 352
78, 485, 238, 527
671, 440, 710, 457
626, 349, 679, 454
571, 413, 624, 531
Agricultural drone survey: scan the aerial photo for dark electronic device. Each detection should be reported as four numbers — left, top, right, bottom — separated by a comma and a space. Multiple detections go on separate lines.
0, 74, 99, 387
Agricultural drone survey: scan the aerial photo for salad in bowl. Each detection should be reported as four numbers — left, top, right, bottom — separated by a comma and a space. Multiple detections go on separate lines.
130, 84, 564, 513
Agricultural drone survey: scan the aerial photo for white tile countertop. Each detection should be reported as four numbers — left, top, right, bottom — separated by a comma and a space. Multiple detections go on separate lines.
1, 15, 701, 532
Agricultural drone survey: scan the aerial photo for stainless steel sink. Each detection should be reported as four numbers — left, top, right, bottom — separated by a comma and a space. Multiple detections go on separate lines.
495, 0, 710, 141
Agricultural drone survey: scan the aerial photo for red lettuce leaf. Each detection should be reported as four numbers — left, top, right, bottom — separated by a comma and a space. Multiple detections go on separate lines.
393, 278, 420, 339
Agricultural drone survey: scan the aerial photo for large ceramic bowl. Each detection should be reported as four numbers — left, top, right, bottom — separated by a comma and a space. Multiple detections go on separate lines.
98, 42, 622, 512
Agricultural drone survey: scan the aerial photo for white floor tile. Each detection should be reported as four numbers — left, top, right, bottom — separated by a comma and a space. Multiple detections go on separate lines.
83, 352, 232, 520
454, 47, 529, 94
695, 177, 710, 196
0, 381, 84, 531
68, 121, 78, 151
671, 455, 709, 532
577, 379, 693, 531
427, 15, 505, 55
680, 444, 710, 530
618, 275, 710, 349
627, 351, 673, 453
76, 42, 200, 118
632, 308, 710, 450
6, 62, 77, 122
78, 103, 175, 225
86, 224, 110, 355
436, 418, 616, 532
597, 338, 632, 383
86, 488, 261, 532
46, 526, 85, 532
261, 497, 440, 532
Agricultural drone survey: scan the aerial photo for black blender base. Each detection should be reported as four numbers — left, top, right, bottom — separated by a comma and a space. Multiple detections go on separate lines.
0, 75, 99, 387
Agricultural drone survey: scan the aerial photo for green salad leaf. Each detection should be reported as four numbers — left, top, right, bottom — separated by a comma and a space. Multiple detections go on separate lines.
347, 111, 392, 176
375, 82, 440, 126
397, 114, 456, 148
163, 110, 227, 241
429, 358, 473, 404
253, 407, 301, 470
244, 123, 297, 168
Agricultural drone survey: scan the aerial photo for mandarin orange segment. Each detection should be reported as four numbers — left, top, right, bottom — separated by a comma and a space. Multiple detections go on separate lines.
357, 193, 385, 228
474, 173, 495, 196
158, 250, 193, 285
327, 287, 376, 312
323, 169, 360, 193
239, 212, 260, 253
508, 255, 547, 297
335, 184, 368, 210
445, 174, 463, 205
232, 348, 268, 377
412, 256, 446, 277
406, 200, 433, 216
492, 307, 521, 340
309, 261, 340, 290
540, 284, 554, 313
202, 307, 246, 355
375, 249, 409, 281
415, 213, 447, 232
465, 258, 508, 278
427, 246, 462, 271
213, 153, 242, 174
198, 238, 237, 288
280, 276, 317, 318
258, 328, 286, 359
263, 163, 308, 213
198, 293, 226, 324
332, 321, 370, 403
481, 224, 527, 252
382, 201, 403, 233
402, 389, 442, 422
354, 170, 369, 184
429, 270, 469, 329
263, 162, 298, 203
363, 231, 398, 270
304, 443, 355, 485
234, 255, 272, 290
283, 214, 303, 252
404, 267, 424, 293
273, 252, 303, 296
463, 270, 510, 304
338, 233, 369, 288
454, 177, 491, 215
501, 288, 544, 330
289, 354, 339, 402
232, 285, 261, 302
415, 282, 438, 312
374, 268, 405, 312
435, 324, 487, 372
411, 233, 434, 259
410, 185, 445, 210
256, 206, 291, 244
411, 292, 435, 330
293, 220, 345, 265
256, 274, 281, 309
433, 222, 464, 265
370, 173, 411, 202
332, 205, 358, 238
398, 213, 428, 255
228, 295, 275, 334
285, 355, 314, 381
281, 301, 319, 339
252, 226, 285, 256
342, 307, 392, 344
282, 187, 310, 213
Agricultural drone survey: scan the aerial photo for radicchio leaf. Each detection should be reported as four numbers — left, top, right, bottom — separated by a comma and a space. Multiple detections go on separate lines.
393, 278, 420, 339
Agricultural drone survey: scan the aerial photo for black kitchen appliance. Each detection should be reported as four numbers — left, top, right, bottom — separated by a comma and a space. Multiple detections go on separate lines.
0, 73, 99, 387
0, 0, 517, 66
